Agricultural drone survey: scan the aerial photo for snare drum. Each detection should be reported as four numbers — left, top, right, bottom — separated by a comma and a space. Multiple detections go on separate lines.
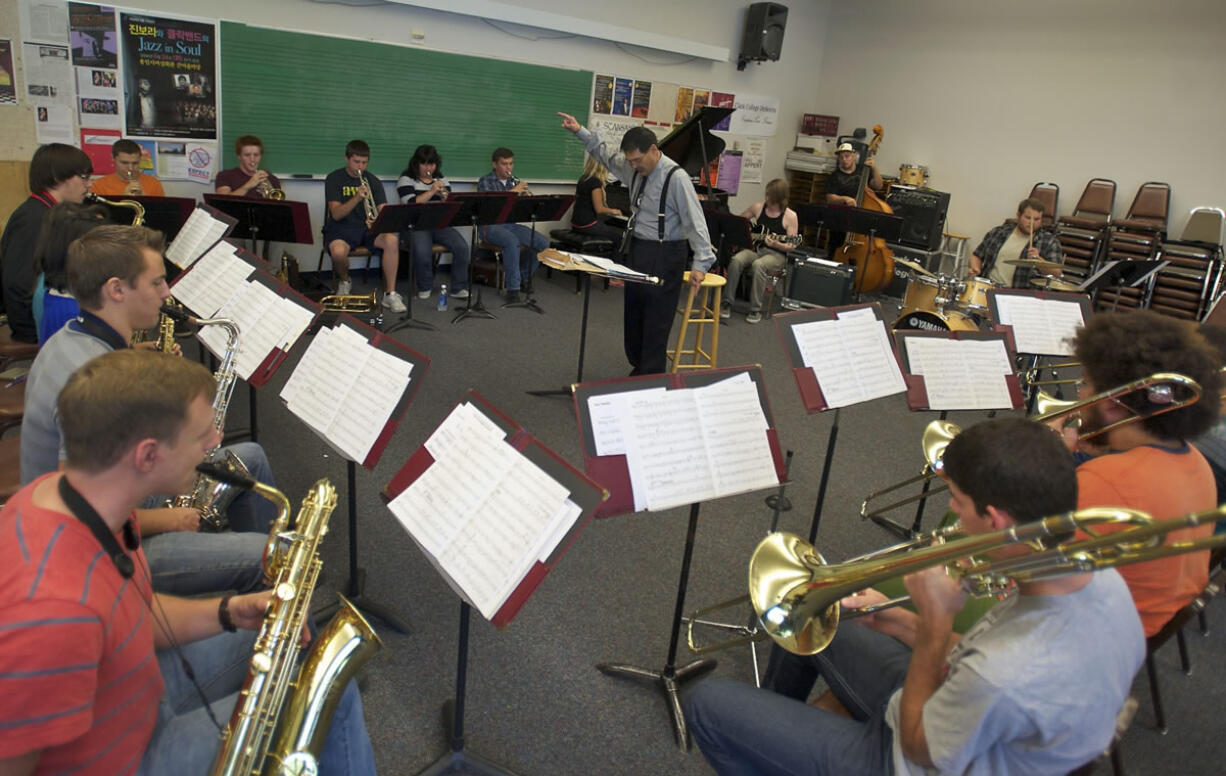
957, 276, 996, 315
892, 308, 979, 333
902, 274, 959, 314
898, 163, 929, 187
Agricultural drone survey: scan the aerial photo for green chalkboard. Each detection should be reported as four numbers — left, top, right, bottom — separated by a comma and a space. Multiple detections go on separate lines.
219, 22, 592, 181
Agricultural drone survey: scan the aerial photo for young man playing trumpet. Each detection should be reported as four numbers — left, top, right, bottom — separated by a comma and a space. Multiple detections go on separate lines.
90, 139, 164, 197
0, 349, 375, 775
324, 139, 404, 312
214, 134, 282, 199
685, 418, 1144, 775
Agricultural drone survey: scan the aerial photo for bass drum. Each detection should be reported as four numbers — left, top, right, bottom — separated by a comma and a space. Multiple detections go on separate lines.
892, 308, 979, 333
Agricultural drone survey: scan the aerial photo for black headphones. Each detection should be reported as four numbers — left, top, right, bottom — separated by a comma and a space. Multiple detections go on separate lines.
58, 475, 139, 579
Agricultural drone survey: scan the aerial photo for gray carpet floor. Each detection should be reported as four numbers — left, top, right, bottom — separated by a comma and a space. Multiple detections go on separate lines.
225, 266, 1225, 775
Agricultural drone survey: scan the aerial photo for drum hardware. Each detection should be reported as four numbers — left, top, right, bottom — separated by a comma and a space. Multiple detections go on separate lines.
1028, 276, 1081, 292
892, 256, 936, 278
1004, 258, 1065, 274
956, 276, 996, 316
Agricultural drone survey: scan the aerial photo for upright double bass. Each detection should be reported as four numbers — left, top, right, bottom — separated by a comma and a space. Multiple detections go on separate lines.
834, 125, 895, 293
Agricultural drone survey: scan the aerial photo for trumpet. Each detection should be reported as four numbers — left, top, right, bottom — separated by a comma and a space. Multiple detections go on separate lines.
858, 372, 1203, 522
356, 173, 378, 227
320, 291, 378, 313
85, 192, 145, 226
255, 176, 285, 200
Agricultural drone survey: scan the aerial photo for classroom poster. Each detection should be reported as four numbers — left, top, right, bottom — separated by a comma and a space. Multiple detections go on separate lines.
35, 103, 75, 144
711, 91, 734, 131
81, 127, 122, 171
716, 150, 742, 196
612, 77, 632, 116
693, 89, 710, 112
69, 3, 118, 69
647, 81, 677, 126
20, 0, 70, 46
729, 93, 780, 137
592, 74, 613, 114
120, 11, 217, 140
674, 86, 695, 123
23, 43, 73, 107
0, 40, 16, 105
630, 80, 650, 118
742, 137, 766, 184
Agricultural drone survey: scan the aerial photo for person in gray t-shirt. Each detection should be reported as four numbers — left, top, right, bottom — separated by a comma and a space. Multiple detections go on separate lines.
686, 418, 1145, 775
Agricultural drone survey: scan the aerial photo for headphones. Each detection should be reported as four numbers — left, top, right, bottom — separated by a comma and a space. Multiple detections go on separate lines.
58, 475, 139, 579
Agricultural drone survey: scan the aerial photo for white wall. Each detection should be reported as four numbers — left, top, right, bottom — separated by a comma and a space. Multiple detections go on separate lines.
813, 0, 1226, 245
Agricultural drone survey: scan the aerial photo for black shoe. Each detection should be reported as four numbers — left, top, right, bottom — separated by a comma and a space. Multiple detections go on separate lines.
505, 289, 522, 303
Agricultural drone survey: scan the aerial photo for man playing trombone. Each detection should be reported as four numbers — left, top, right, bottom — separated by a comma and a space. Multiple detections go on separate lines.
685, 419, 1144, 775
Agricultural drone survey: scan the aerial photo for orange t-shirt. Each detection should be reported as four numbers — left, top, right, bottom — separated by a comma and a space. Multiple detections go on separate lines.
90, 172, 165, 197
1077, 444, 1215, 637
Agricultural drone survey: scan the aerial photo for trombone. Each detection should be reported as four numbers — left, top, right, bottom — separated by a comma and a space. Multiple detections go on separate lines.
320, 291, 378, 313
858, 372, 1203, 523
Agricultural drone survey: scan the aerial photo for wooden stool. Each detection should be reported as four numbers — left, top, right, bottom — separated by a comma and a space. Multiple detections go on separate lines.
668, 272, 725, 372
0, 325, 38, 373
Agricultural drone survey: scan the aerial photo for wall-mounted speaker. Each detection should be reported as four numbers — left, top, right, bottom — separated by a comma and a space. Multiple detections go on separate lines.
738, 3, 788, 70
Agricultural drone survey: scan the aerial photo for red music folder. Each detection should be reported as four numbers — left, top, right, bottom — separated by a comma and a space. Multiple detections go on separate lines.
385, 390, 606, 627
773, 303, 907, 413
572, 365, 786, 518
280, 313, 429, 470
893, 329, 1024, 411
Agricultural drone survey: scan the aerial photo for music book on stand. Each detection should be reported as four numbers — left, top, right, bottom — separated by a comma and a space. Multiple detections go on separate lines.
279, 314, 429, 469
538, 248, 662, 285
893, 329, 1023, 411
385, 390, 607, 625
170, 240, 322, 387
164, 203, 238, 269
573, 366, 786, 517
986, 288, 1092, 358
773, 303, 907, 413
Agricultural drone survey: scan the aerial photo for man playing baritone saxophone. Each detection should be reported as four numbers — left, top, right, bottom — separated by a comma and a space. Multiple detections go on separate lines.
20, 225, 273, 596
323, 139, 405, 312
0, 350, 376, 776
685, 419, 1143, 776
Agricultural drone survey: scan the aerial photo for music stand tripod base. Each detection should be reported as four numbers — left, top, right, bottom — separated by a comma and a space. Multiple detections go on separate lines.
595, 658, 717, 751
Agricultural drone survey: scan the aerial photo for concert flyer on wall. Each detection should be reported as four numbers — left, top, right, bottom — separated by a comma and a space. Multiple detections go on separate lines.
592, 74, 613, 114
631, 80, 651, 119
0, 40, 15, 105
68, 3, 118, 69
119, 11, 217, 139
612, 77, 632, 116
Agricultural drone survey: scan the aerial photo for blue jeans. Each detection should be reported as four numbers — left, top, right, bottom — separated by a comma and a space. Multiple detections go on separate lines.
144, 530, 268, 595
480, 223, 548, 291
223, 442, 278, 534
408, 227, 470, 292
685, 627, 910, 776
141, 630, 376, 775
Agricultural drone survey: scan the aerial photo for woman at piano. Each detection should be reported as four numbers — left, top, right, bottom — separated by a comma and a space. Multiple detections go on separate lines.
569, 155, 626, 242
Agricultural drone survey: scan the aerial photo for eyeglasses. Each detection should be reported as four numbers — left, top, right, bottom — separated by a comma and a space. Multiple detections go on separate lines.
77, 172, 92, 181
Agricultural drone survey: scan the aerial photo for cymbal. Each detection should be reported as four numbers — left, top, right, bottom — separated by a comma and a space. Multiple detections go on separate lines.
894, 256, 936, 278
1028, 276, 1081, 292
1004, 258, 1064, 273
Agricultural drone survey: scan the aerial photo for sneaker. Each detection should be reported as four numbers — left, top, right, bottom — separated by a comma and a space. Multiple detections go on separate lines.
452, 288, 469, 299
505, 290, 522, 304
336, 279, 351, 295
719, 305, 731, 319
382, 292, 407, 313
416, 290, 431, 300
746, 311, 762, 324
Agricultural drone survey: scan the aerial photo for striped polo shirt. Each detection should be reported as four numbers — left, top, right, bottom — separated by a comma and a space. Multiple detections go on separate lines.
0, 474, 163, 774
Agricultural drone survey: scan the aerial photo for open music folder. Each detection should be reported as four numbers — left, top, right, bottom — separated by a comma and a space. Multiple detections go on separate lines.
538, 248, 661, 285
894, 329, 1024, 411
774, 303, 907, 412
280, 314, 429, 469
573, 366, 786, 517
164, 203, 238, 269
986, 288, 1092, 357
385, 391, 606, 625
170, 240, 322, 387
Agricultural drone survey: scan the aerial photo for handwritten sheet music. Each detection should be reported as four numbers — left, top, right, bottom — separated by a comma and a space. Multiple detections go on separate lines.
904, 336, 1015, 410
280, 324, 415, 464
388, 401, 582, 620
165, 208, 231, 268
791, 314, 906, 408
992, 295, 1086, 356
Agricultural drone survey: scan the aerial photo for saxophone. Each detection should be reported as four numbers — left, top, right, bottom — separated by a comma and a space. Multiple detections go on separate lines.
161, 304, 251, 531
203, 471, 383, 776
85, 192, 145, 226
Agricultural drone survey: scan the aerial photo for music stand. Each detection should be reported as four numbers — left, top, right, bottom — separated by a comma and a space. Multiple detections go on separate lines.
448, 193, 515, 323
202, 193, 314, 261
703, 205, 754, 274
500, 194, 575, 314
367, 201, 461, 333
121, 195, 197, 241
1080, 259, 1165, 311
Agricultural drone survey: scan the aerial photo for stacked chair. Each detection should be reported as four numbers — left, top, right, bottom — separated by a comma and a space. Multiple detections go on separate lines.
1094, 183, 1170, 314
1151, 208, 1224, 320
1056, 178, 1116, 286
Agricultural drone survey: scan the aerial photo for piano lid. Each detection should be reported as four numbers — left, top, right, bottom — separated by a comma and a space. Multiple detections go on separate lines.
656, 106, 735, 178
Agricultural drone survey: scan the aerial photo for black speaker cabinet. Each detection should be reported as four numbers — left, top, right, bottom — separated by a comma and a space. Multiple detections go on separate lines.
785, 255, 854, 308
738, 3, 788, 69
886, 187, 951, 251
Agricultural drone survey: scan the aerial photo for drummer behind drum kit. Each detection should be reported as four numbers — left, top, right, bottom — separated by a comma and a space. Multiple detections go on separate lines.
892, 258, 1079, 332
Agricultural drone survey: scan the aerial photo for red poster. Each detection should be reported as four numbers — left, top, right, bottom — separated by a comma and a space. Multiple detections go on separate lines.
81, 127, 123, 173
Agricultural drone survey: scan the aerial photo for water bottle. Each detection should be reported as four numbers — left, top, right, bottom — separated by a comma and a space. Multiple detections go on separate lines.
437, 284, 448, 311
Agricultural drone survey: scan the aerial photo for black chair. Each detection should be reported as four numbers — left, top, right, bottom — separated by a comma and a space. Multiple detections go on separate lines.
1143, 569, 1224, 733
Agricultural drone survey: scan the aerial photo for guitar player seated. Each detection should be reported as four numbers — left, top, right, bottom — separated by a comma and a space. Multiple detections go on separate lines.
722, 178, 799, 324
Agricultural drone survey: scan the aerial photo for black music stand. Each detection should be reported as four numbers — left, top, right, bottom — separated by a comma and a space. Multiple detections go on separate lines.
703, 205, 754, 273
368, 201, 461, 333
500, 194, 575, 314
117, 195, 197, 241
1080, 259, 1164, 311
202, 193, 314, 260
448, 193, 518, 323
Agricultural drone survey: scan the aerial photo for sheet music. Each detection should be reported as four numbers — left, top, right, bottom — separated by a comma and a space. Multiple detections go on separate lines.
165, 208, 231, 269
575, 254, 654, 280
993, 295, 1086, 356
587, 387, 665, 456
904, 336, 1014, 410
692, 374, 777, 497
388, 402, 582, 620
283, 324, 370, 435
171, 242, 254, 317
329, 346, 415, 462
792, 315, 906, 408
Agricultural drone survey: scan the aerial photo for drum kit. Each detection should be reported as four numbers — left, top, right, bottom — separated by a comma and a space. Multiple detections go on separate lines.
892, 258, 1075, 332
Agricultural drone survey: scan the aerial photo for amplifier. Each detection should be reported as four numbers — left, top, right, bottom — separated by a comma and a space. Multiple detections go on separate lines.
886, 186, 951, 251
784, 255, 855, 308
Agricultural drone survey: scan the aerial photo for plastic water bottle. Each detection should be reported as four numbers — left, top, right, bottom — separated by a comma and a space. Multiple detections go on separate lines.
437, 284, 448, 311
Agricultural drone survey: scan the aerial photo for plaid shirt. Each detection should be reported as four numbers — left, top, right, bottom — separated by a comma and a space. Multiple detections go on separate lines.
974, 223, 1064, 288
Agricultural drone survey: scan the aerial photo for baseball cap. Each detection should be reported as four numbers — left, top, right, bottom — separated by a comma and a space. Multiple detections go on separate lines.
836, 142, 856, 153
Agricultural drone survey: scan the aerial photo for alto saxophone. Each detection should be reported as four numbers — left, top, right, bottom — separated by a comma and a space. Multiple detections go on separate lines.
204, 472, 383, 776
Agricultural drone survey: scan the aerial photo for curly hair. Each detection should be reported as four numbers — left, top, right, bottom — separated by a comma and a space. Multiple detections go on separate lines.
1073, 311, 1222, 441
